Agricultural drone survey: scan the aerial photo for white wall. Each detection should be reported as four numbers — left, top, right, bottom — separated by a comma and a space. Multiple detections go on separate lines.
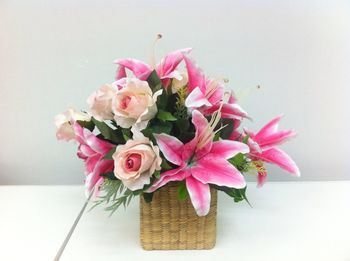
0, 0, 349, 184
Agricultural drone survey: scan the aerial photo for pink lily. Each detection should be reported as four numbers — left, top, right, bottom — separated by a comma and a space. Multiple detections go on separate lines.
73, 123, 115, 196
183, 56, 248, 120
114, 48, 192, 88
244, 115, 300, 187
148, 110, 249, 216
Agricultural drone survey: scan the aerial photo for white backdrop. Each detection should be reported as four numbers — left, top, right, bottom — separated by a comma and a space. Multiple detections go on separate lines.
0, 0, 349, 184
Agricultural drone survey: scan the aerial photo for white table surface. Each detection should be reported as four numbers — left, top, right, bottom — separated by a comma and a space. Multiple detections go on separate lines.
0, 182, 349, 261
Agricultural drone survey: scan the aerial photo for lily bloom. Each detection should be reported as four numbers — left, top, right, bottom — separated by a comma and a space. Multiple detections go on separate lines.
114, 48, 192, 88
73, 123, 115, 196
244, 115, 300, 187
148, 110, 249, 216
183, 56, 247, 120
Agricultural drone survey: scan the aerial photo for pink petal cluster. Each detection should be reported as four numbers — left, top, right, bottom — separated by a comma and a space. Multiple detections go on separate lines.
56, 45, 300, 216
148, 110, 249, 216
73, 123, 115, 196
243, 115, 300, 187
114, 48, 192, 88
183, 56, 247, 120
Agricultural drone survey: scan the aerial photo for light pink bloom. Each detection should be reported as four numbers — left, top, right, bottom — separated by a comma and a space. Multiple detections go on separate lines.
183, 56, 247, 120
113, 134, 162, 191
114, 48, 192, 88
244, 115, 300, 187
73, 123, 115, 196
87, 84, 116, 121
148, 110, 249, 216
55, 109, 91, 141
112, 78, 162, 130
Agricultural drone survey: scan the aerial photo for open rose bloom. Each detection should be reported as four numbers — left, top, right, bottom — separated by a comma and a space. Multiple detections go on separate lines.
55, 47, 299, 216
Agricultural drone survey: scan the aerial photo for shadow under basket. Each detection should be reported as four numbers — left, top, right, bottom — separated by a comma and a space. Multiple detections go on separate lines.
140, 184, 217, 250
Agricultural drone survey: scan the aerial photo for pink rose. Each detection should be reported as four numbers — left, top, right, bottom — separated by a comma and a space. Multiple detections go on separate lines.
113, 134, 162, 191
54, 109, 91, 141
87, 84, 116, 121
112, 78, 162, 130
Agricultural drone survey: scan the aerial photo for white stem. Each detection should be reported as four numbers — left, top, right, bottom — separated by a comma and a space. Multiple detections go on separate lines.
53, 187, 95, 261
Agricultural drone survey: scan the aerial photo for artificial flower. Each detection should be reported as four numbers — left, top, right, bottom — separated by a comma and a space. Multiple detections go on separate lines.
113, 133, 162, 191
87, 84, 116, 121
183, 55, 248, 120
112, 78, 162, 130
243, 115, 300, 187
114, 48, 191, 88
73, 123, 115, 196
148, 110, 249, 216
54, 108, 91, 141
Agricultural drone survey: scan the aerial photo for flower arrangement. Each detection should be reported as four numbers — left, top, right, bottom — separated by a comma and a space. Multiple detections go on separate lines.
55, 46, 300, 217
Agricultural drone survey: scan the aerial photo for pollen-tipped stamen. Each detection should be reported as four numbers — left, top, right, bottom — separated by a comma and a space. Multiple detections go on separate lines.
150, 34, 162, 69
196, 92, 230, 149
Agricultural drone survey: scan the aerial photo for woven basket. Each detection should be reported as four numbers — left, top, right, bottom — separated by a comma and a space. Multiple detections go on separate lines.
140, 184, 217, 250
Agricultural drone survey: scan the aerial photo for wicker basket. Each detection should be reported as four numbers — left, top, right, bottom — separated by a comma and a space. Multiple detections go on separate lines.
140, 184, 217, 250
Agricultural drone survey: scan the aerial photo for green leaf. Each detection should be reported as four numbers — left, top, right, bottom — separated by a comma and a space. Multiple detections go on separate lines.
157, 109, 177, 121
76, 120, 94, 131
213, 132, 221, 141
103, 147, 116, 160
153, 170, 161, 179
156, 88, 168, 110
100, 171, 118, 180
229, 152, 245, 166
242, 135, 250, 144
92, 118, 123, 143
175, 118, 190, 133
177, 181, 189, 201
121, 128, 132, 141
212, 185, 252, 207
228, 153, 248, 172
146, 70, 162, 92
160, 160, 172, 171
149, 121, 173, 135
142, 192, 154, 203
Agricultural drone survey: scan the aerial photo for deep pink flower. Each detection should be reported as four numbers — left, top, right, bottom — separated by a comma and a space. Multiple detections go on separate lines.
244, 115, 300, 187
73, 123, 115, 196
183, 56, 247, 120
148, 110, 249, 216
114, 48, 192, 88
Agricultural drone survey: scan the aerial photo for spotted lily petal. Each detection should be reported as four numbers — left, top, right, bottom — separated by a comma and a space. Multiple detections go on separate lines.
185, 87, 212, 108
191, 156, 246, 188
154, 133, 184, 165
183, 55, 206, 93
210, 140, 249, 159
156, 48, 192, 78
147, 168, 188, 193
252, 147, 300, 177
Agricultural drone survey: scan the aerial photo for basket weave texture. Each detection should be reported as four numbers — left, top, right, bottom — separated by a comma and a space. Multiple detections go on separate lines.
140, 184, 217, 250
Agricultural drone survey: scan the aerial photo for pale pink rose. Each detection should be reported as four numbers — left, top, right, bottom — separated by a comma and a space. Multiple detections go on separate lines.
112, 78, 162, 130
87, 84, 116, 121
113, 134, 162, 191
54, 109, 91, 141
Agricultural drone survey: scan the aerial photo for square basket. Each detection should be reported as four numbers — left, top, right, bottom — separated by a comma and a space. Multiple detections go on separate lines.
140, 184, 217, 250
